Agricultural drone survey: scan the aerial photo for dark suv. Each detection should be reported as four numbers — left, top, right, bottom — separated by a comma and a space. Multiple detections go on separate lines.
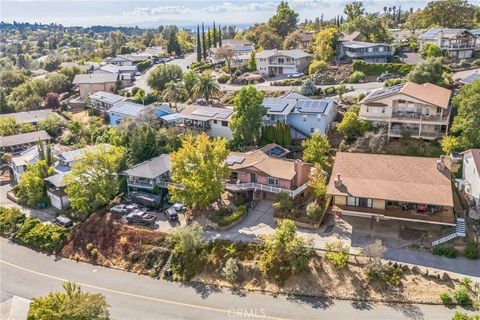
126, 209, 157, 227
164, 207, 179, 221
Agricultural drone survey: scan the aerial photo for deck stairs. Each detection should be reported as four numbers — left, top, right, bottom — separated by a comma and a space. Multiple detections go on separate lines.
431, 218, 466, 246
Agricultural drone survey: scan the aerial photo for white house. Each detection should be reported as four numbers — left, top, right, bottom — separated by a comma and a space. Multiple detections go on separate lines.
419, 29, 478, 59
256, 49, 312, 76
177, 105, 233, 139
459, 149, 480, 218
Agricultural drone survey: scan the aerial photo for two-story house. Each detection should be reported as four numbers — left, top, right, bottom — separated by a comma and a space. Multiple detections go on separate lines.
225, 144, 313, 201
458, 149, 480, 218
359, 82, 452, 140
211, 40, 255, 69
177, 105, 234, 139
256, 49, 312, 76
72, 73, 119, 99
263, 92, 337, 139
327, 152, 456, 227
88, 91, 125, 115
0, 130, 51, 155
107, 101, 173, 127
337, 40, 394, 63
420, 29, 478, 59
94, 64, 138, 86
9, 147, 40, 183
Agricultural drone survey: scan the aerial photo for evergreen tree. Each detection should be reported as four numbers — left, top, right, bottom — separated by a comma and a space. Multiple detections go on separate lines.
218, 24, 222, 47
213, 22, 217, 47
207, 27, 211, 50
196, 25, 201, 62
201, 23, 207, 60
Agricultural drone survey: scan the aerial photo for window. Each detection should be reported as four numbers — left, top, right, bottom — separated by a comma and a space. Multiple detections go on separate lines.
347, 197, 356, 206
278, 58, 284, 63
317, 114, 321, 122
382, 107, 385, 113
213, 120, 217, 124
268, 177, 279, 186
347, 197, 373, 208
221, 121, 228, 127
303, 115, 307, 122
310, 128, 314, 133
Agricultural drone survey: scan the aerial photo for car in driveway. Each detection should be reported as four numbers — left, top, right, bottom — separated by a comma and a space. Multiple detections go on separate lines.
376, 74, 398, 82
288, 72, 304, 79
164, 207, 179, 221
126, 209, 157, 227
172, 203, 186, 212
54, 215, 73, 228
111, 204, 130, 214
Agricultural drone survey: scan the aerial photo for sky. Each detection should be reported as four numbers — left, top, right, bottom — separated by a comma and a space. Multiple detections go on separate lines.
0, 0, 477, 28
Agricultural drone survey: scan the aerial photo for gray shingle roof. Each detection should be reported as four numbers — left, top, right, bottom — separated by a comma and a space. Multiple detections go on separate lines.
89, 91, 124, 105
73, 73, 118, 84
341, 40, 389, 48
0, 130, 51, 148
44, 172, 67, 188
256, 49, 311, 59
122, 154, 171, 179
0, 109, 55, 124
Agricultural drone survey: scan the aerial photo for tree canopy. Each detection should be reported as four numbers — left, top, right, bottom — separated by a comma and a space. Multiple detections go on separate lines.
268, 1, 299, 39
422, 0, 477, 28
192, 71, 221, 101
407, 58, 446, 86
312, 27, 340, 62
16, 160, 54, 207
337, 106, 370, 141
147, 64, 183, 91
229, 85, 266, 145
301, 133, 331, 170
168, 133, 229, 210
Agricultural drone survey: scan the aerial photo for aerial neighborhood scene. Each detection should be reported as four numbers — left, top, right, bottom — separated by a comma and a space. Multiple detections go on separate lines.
2, 0, 480, 319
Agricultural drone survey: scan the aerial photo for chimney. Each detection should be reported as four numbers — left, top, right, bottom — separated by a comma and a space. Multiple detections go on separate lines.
334, 174, 342, 188
294, 160, 305, 187
437, 155, 446, 171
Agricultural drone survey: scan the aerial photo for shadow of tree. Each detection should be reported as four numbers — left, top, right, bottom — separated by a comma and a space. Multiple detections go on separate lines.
286, 294, 334, 310
351, 300, 374, 310
180, 281, 222, 299
386, 302, 425, 320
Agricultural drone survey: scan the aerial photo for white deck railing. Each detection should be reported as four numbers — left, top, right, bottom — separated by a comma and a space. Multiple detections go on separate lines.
224, 182, 308, 197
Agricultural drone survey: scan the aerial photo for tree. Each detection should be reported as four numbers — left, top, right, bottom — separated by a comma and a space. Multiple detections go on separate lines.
27, 281, 110, 320
283, 30, 303, 49
43, 55, 61, 72
0, 69, 26, 91
201, 23, 207, 61
222, 257, 240, 284
45, 92, 60, 110
16, 160, 54, 207
182, 71, 198, 97
337, 106, 370, 141
64, 145, 125, 214
312, 27, 340, 62
301, 133, 331, 169
218, 25, 222, 47
0, 116, 17, 136
214, 46, 236, 73
229, 85, 266, 145
344, 1, 365, 21
258, 28, 283, 50
162, 81, 188, 109
363, 239, 386, 266
213, 22, 217, 47
38, 113, 65, 136
260, 219, 314, 284
128, 125, 160, 165
247, 51, 257, 71
196, 25, 202, 62
167, 29, 182, 57
168, 133, 229, 210
422, 43, 442, 58
299, 79, 317, 96
344, 14, 392, 43
268, 1, 299, 39
423, 0, 477, 28
308, 60, 327, 75
192, 71, 221, 102
46, 73, 71, 93
443, 80, 480, 153
308, 164, 328, 199
106, 31, 127, 56
407, 58, 446, 86
147, 64, 183, 91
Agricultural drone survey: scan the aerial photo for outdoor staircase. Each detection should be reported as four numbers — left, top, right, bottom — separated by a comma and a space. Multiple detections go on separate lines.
160, 251, 174, 279
431, 218, 466, 246
288, 123, 312, 139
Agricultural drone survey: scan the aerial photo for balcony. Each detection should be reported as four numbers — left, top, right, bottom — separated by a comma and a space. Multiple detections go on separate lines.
225, 182, 308, 198
126, 180, 182, 190
440, 43, 477, 50
389, 128, 445, 140
268, 61, 295, 65
345, 50, 394, 58
391, 112, 446, 123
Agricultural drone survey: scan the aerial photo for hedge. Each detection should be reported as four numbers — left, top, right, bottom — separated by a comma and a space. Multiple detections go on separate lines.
15, 216, 69, 253
352, 60, 413, 76
210, 205, 247, 227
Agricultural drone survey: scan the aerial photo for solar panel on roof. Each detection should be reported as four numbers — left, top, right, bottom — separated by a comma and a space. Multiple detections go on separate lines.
263, 99, 288, 113
226, 156, 245, 165
297, 100, 329, 113
268, 146, 285, 156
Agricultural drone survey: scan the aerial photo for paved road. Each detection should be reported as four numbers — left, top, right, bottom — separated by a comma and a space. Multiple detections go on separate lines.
1, 238, 471, 320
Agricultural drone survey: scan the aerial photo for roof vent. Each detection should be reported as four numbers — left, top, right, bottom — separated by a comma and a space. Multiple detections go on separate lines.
334, 174, 342, 188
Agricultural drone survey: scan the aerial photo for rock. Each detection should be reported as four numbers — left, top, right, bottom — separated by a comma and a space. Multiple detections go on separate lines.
423, 268, 429, 276
441, 272, 450, 281
411, 266, 420, 274
401, 264, 409, 272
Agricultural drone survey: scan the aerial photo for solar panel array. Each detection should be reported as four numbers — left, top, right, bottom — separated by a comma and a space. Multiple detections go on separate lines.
226, 156, 245, 165
263, 99, 289, 113
297, 100, 329, 113
268, 146, 285, 156
365, 84, 403, 101
192, 107, 233, 119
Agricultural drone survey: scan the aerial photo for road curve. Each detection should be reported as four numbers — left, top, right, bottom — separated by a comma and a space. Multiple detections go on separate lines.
0, 238, 466, 320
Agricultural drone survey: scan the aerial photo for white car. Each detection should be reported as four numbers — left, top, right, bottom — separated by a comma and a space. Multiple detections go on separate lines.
288, 73, 304, 79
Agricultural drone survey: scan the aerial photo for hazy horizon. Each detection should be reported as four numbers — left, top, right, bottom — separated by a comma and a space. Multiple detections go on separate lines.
0, 0, 450, 28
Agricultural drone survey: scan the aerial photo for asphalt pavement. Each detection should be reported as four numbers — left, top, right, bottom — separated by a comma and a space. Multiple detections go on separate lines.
1, 238, 472, 320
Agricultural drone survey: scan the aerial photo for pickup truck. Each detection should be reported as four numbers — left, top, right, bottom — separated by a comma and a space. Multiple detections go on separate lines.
126, 209, 157, 227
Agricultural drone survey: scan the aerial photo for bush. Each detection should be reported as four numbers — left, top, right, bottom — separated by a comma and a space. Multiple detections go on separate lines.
454, 287, 472, 305
210, 205, 247, 227
325, 241, 350, 269
299, 79, 317, 96
347, 71, 365, 83
136, 59, 152, 72
384, 78, 406, 87
366, 264, 403, 286
305, 201, 322, 220
474, 59, 480, 66
459, 59, 470, 68
217, 74, 230, 84
324, 86, 336, 95
0, 206, 25, 236
308, 60, 327, 75
127, 251, 142, 263
222, 257, 240, 283
144, 247, 170, 270
15, 217, 68, 253
352, 60, 412, 76
464, 242, 479, 260
271, 79, 303, 86
440, 292, 454, 305
452, 311, 479, 320
432, 245, 458, 258
234, 69, 242, 77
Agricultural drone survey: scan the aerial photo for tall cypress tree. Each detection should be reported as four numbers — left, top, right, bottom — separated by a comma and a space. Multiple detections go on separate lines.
201, 23, 207, 60
213, 22, 217, 47
218, 24, 222, 47
207, 27, 211, 50
196, 25, 201, 62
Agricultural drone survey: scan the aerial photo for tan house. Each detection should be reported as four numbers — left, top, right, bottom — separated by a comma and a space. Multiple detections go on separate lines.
327, 152, 456, 226
72, 73, 119, 99
225, 144, 313, 201
256, 49, 312, 76
359, 82, 452, 140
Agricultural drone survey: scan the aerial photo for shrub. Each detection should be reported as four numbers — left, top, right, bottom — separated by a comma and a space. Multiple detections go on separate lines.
440, 292, 454, 305
452, 311, 479, 320
136, 59, 152, 72
222, 257, 240, 283
432, 245, 458, 258
144, 247, 170, 270
459, 59, 469, 68
210, 205, 247, 227
234, 69, 242, 77
459, 277, 472, 289
299, 79, 317, 96
454, 287, 472, 305
352, 60, 412, 76
305, 201, 322, 220
217, 74, 230, 84
325, 241, 350, 269
356, 92, 366, 102
0, 206, 25, 236
474, 59, 480, 66
366, 264, 403, 286
15, 217, 68, 253
384, 78, 406, 87
347, 71, 365, 84
308, 60, 327, 75
271, 79, 303, 86
127, 251, 142, 263
324, 86, 336, 95
464, 242, 479, 260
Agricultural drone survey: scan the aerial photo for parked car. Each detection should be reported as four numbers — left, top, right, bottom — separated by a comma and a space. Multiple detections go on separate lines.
164, 207, 179, 221
172, 203, 186, 212
111, 204, 130, 214
195, 98, 209, 106
376, 74, 398, 82
126, 209, 157, 227
54, 215, 73, 228
288, 73, 304, 79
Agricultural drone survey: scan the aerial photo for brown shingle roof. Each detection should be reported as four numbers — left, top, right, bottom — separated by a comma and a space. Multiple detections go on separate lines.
327, 152, 454, 207
399, 82, 451, 109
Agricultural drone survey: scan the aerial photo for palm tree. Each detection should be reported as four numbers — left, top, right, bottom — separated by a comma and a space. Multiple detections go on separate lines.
192, 71, 221, 102
163, 81, 188, 110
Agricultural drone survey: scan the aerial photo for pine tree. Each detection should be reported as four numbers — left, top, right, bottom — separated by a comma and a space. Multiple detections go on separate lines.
397, 6, 402, 23
196, 25, 201, 62
213, 22, 217, 47
46, 143, 53, 166
218, 25, 222, 47
201, 23, 207, 61
37, 141, 45, 161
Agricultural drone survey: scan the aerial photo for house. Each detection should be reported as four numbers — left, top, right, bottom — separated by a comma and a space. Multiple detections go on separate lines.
107, 101, 173, 127
256, 49, 312, 76
89, 91, 125, 114
0, 130, 51, 154
121, 154, 172, 205
177, 105, 234, 139
211, 40, 255, 69
44, 172, 69, 210
9, 147, 40, 183
359, 82, 452, 140
0, 109, 55, 125
470, 28, 480, 47
390, 29, 426, 44
225, 144, 313, 201
104, 56, 134, 66
458, 149, 480, 218
338, 40, 394, 63
94, 64, 138, 86
53, 146, 96, 173
298, 31, 315, 50
263, 92, 337, 139
458, 72, 480, 85
419, 29, 478, 59
327, 152, 456, 226
72, 73, 119, 99
60, 61, 100, 73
